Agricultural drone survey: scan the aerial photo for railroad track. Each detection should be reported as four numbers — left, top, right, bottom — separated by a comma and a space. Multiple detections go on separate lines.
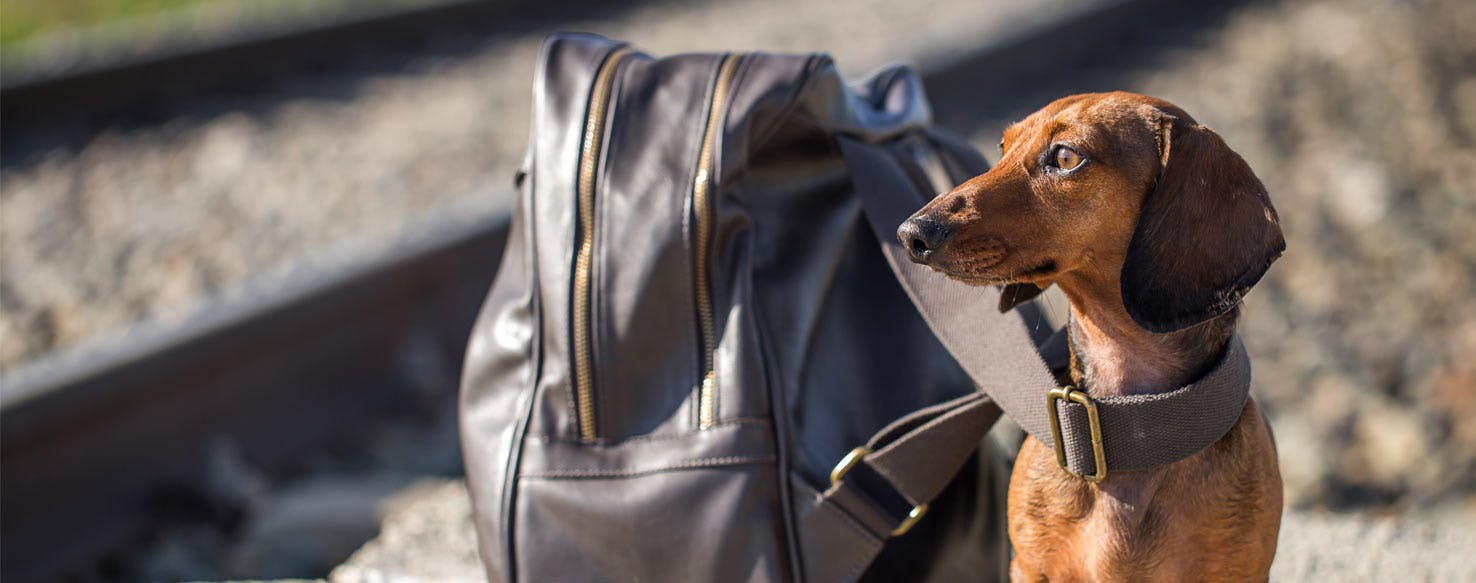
1, 217, 508, 581
0, 0, 1244, 580
0, 0, 624, 140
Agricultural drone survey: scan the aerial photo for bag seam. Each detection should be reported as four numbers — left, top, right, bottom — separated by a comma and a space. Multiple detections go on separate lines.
521, 455, 775, 479
751, 294, 804, 580
525, 417, 770, 446
497, 32, 564, 583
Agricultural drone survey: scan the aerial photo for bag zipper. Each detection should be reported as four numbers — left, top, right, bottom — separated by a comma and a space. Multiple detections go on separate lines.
572, 46, 631, 440
695, 54, 743, 429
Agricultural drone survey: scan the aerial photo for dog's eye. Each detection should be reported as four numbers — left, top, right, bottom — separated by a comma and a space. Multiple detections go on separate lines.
1051, 145, 1084, 172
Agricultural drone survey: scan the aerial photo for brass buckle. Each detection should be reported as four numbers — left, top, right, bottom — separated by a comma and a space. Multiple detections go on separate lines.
829, 446, 872, 486
1047, 387, 1108, 483
890, 503, 928, 537
829, 446, 929, 537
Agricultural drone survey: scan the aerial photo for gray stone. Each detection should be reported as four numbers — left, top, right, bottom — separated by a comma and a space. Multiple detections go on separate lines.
336, 479, 1476, 580
330, 479, 482, 583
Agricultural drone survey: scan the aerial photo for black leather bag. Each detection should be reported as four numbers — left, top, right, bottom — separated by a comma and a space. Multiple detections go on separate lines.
459, 33, 1020, 582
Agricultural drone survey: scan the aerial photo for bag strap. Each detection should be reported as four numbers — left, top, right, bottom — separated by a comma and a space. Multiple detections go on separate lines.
816, 134, 1253, 541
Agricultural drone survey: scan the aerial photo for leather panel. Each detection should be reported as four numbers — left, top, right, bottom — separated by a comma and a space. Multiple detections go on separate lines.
516, 464, 789, 582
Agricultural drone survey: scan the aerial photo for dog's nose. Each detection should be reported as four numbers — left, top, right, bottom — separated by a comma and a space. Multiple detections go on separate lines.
898, 215, 954, 264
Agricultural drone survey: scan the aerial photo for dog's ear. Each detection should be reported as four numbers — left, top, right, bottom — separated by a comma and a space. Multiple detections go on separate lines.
1121, 111, 1285, 333
999, 282, 1048, 313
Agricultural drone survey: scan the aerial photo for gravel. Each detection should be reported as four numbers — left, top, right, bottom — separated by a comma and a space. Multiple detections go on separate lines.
1123, 0, 1476, 511
1272, 507, 1476, 581
329, 478, 1476, 582
329, 480, 482, 583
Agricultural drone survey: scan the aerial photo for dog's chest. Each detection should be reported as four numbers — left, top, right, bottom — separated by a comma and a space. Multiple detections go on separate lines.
1010, 448, 1176, 581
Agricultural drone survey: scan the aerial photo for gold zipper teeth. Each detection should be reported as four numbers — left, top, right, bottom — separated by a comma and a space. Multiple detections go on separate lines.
573, 46, 631, 440
696, 54, 742, 430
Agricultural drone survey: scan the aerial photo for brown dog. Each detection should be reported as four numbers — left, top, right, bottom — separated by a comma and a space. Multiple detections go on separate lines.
898, 92, 1284, 582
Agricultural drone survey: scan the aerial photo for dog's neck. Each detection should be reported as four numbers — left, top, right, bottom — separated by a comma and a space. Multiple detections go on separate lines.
1055, 272, 1235, 398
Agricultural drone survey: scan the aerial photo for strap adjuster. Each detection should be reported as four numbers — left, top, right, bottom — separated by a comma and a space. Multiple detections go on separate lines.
829, 446, 871, 486
829, 446, 929, 536
1047, 387, 1108, 483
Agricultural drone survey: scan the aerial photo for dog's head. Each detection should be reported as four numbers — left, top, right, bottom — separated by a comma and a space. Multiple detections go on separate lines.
898, 92, 1284, 332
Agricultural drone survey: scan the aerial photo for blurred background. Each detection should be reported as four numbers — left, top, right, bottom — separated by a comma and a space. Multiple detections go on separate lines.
1, 0, 1473, 580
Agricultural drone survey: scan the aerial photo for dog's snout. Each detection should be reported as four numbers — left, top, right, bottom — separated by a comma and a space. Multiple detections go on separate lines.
898, 215, 955, 264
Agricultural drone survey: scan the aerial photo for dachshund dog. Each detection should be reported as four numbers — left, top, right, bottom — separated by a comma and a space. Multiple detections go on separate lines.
898, 92, 1284, 582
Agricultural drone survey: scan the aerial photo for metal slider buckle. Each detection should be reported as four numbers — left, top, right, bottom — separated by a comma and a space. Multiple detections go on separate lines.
829, 446, 929, 537
1047, 386, 1108, 483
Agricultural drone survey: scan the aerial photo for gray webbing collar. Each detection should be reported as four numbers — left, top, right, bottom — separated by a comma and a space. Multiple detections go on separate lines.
1011, 328, 1250, 481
